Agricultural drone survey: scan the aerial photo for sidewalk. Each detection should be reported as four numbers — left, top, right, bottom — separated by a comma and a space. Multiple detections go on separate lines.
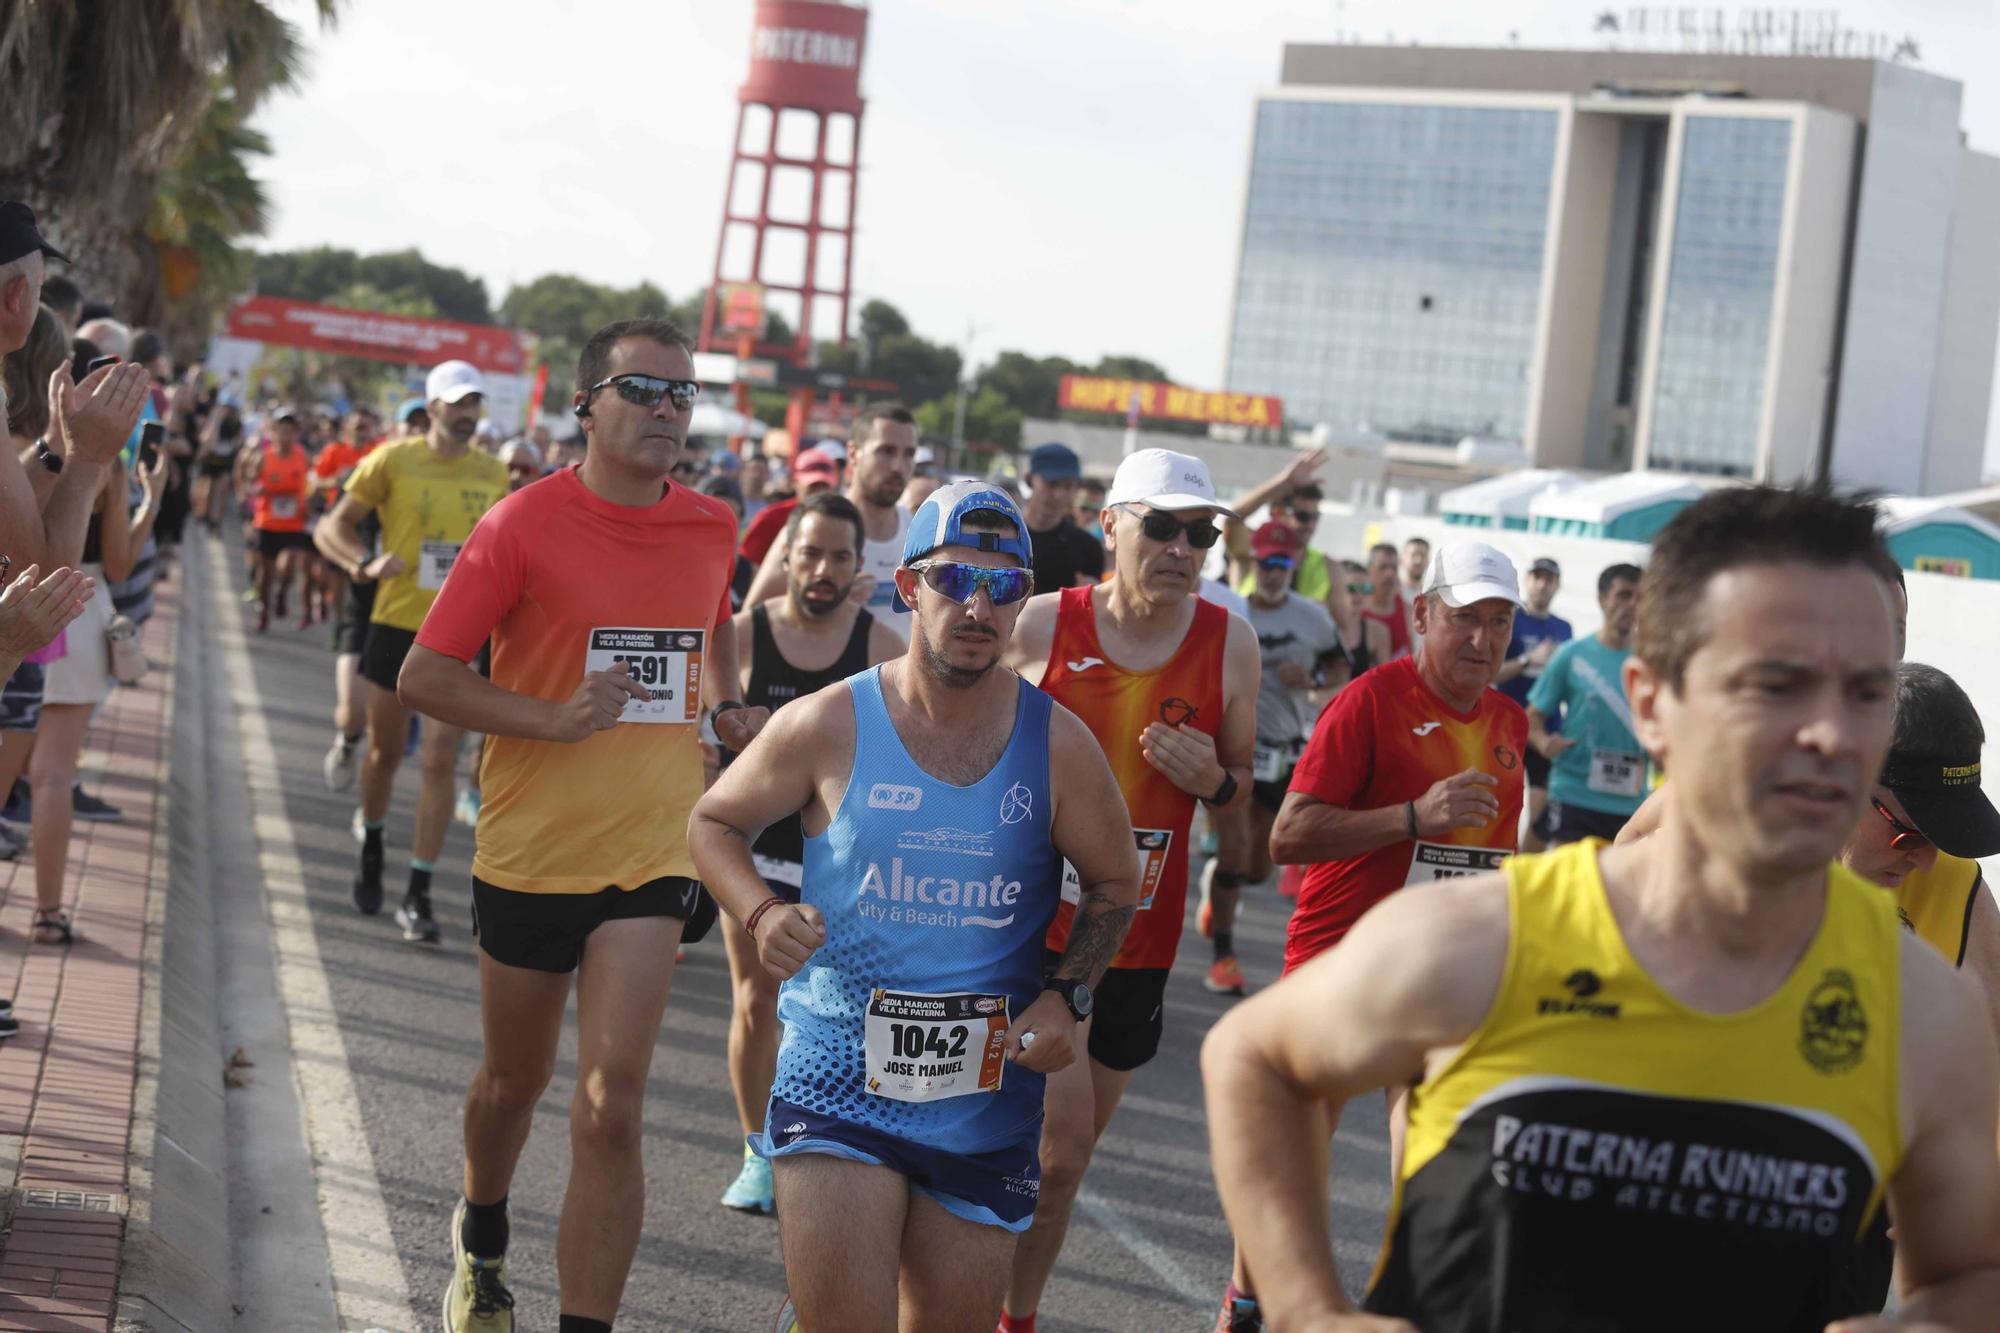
0, 576, 180, 1333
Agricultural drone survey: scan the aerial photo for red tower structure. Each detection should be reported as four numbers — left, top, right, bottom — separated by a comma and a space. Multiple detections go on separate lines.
700, 1, 868, 370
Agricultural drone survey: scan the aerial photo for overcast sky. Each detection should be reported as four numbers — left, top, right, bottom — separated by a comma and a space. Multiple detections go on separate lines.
259, 0, 2000, 475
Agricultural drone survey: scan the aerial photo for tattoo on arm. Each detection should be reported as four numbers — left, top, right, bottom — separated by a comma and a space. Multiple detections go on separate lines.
1057, 892, 1136, 986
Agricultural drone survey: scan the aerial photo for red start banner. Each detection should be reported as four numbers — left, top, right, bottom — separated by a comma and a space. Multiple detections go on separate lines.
739, 0, 868, 116
222, 295, 527, 374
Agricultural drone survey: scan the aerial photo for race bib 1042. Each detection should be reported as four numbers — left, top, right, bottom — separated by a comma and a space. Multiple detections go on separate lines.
864, 989, 1009, 1103
583, 627, 703, 724
1060, 827, 1174, 912
1404, 841, 1509, 887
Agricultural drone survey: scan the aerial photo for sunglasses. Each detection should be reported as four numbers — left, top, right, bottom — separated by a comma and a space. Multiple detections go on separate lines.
1871, 797, 1931, 852
1347, 580, 1373, 595
1117, 504, 1220, 550
1289, 508, 1321, 526
582, 373, 700, 413
908, 559, 1034, 607
1258, 555, 1295, 571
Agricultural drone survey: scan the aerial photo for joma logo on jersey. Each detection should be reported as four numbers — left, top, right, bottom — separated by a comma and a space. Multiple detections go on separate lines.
868, 783, 923, 812
1536, 968, 1622, 1019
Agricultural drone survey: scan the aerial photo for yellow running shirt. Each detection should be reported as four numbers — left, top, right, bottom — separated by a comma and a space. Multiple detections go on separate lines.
1892, 852, 1983, 966
1367, 839, 1904, 1331
342, 436, 509, 631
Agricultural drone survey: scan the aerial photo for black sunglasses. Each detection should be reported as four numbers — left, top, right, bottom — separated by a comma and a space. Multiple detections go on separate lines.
582, 373, 699, 413
1117, 503, 1220, 550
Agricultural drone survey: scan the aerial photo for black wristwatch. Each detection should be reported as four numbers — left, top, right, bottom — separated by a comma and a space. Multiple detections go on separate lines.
34, 440, 62, 475
1043, 977, 1094, 1022
1203, 771, 1238, 808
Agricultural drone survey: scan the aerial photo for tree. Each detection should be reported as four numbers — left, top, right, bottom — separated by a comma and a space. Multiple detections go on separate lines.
915, 387, 1023, 450
1092, 354, 1173, 384
0, 1, 342, 333
858, 300, 910, 344
145, 88, 274, 351
256, 246, 493, 324
981, 351, 1083, 420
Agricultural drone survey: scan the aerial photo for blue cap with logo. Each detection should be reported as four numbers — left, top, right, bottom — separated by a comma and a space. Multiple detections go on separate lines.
896, 481, 1032, 615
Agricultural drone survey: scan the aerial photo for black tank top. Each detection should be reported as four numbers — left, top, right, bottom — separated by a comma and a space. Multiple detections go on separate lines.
82, 513, 102, 566
743, 604, 874, 868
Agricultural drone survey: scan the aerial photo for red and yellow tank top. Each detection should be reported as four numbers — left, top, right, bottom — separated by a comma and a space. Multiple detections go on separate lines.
1039, 585, 1227, 971
1368, 840, 1904, 1330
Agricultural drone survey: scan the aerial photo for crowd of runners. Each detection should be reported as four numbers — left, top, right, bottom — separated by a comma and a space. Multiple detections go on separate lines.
8, 202, 2000, 1332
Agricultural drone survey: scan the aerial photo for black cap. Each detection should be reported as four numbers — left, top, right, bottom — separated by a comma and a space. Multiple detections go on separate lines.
1529, 557, 1561, 577
1880, 750, 2000, 859
0, 202, 70, 267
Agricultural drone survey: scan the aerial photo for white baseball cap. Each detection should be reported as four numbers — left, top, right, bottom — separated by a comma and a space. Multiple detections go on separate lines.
425, 359, 486, 405
1105, 448, 1237, 517
1422, 541, 1523, 608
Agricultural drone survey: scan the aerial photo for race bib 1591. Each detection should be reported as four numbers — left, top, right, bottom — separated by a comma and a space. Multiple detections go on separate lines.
583, 627, 703, 724
1404, 841, 1509, 887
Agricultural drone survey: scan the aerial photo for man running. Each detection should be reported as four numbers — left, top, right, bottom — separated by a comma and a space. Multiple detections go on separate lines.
1357, 541, 1414, 662
690, 482, 1140, 1332
1206, 486, 2000, 1331
1525, 562, 1645, 845
245, 408, 313, 632
996, 448, 1260, 1333
1398, 535, 1430, 603
1020, 443, 1104, 592
746, 406, 916, 639
314, 409, 380, 789
316, 360, 508, 942
739, 445, 839, 568
714, 490, 904, 1217
1497, 556, 1572, 850
401, 318, 753, 1333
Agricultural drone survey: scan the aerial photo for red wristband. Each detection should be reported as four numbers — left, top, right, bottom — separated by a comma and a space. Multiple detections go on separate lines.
746, 896, 784, 939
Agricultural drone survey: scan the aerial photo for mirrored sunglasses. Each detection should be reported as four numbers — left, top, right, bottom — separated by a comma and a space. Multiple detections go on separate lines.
584, 373, 700, 413
908, 559, 1034, 607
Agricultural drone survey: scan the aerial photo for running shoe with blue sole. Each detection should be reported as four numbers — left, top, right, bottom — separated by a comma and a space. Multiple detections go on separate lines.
720, 1146, 775, 1214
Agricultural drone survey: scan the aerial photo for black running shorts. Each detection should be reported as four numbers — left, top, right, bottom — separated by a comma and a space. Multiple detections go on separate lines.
1524, 745, 1552, 791
1251, 765, 1296, 813
359, 623, 416, 692
333, 579, 377, 657
471, 875, 716, 973
1043, 951, 1170, 1072
256, 528, 312, 559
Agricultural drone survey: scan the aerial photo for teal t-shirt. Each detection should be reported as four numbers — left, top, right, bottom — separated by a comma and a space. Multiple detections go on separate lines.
1527, 635, 1647, 816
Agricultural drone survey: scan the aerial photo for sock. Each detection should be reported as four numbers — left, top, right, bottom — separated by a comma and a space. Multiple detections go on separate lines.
409, 864, 433, 898
1214, 930, 1234, 960
1224, 1281, 1257, 1312
997, 1313, 1035, 1333
557, 1318, 612, 1333
461, 1195, 509, 1258
362, 825, 384, 858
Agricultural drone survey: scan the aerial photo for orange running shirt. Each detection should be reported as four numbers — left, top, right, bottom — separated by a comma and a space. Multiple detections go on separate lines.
414, 468, 738, 893
251, 445, 310, 532
312, 440, 371, 500
1285, 654, 1526, 971
1039, 585, 1228, 971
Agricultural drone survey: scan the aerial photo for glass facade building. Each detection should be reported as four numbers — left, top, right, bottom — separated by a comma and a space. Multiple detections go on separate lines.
1226, 99, 1559, 442
1645, 116, 1793, 476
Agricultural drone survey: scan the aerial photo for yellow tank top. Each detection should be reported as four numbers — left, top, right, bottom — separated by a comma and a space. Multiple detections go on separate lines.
1367, 840, 1904, 1331
1893, 853, 1983, 967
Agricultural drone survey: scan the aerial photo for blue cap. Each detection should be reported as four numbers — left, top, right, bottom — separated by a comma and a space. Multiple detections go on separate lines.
396, 396, 426, 424
896, 481, 1032, 615
1028, 442, 1081, 481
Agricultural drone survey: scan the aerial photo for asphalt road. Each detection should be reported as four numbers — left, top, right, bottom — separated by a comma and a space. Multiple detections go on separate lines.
196, 529, 1392, 1332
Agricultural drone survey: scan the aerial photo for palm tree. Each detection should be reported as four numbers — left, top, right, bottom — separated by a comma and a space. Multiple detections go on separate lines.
0, 0, 339, 335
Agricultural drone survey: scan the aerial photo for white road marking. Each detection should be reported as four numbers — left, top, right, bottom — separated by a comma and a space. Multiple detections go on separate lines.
1076, 1184, 1208, 1307
206, 549, 415, 1332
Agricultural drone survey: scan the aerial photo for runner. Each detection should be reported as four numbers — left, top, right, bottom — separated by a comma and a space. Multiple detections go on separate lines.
996, 448, 1259, 1333
313, 409, 380, 788
1398, 534, 1430, 603
1020, 443, 1104, 592
315, 360, 508, 943
746, 406, 916, 639
713, 490, 904, 1217
1357, 541, 1414, 662
1205, 540, 1525, 1330
1198, 522, 1346, 998
400, 317, 752, 1333
1208, 485, 2000, 1330
1525, 562, 1644, 846
689, 482, 1141, 1332
740, 446, 840, 568
1497, 556, 1573, 851
244, 408, 312, 633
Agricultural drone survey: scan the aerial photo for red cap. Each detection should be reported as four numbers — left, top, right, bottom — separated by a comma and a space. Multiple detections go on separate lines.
793, 447, 839, 482
1251, 521, 1301, 560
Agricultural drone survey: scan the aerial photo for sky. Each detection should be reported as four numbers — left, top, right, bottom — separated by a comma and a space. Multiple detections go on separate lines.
258, 0, 2000, 474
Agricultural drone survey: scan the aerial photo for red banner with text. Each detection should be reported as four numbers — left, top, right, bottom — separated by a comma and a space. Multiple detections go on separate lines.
222, 295, 527, 374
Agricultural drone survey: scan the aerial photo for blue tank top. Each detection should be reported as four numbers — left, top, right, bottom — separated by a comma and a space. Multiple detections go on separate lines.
771, 665, 1061, 1155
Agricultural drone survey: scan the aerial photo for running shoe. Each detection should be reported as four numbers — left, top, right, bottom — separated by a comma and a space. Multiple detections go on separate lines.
255, 607, 269, 634
454, 786, 481, 827
720, 1146, 775, 1215
396, 892, 440, 945
323, 735, 359, 792
772, 1295, 801, 1333
1213, 1295, 1263, 1332
1204, 956, 1247, 997
1196, 859, 1216, 939
353, 841, 384, 916
351, 807, 366, 844
0, 821, 25, 852
72, 787, 122, 822
240, 585, 261, 604
442, 1198, 514, 1332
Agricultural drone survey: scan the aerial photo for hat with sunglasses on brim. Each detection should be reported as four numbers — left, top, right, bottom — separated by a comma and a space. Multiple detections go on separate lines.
896, 482, 1032, 617
1422, 541, 1523, 609
1105, 448, 1236, 517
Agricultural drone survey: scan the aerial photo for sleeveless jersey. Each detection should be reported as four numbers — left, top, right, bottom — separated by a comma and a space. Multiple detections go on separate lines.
771, 667, 1062, 1154
1368, 840, 1905, 1332
742, 605, 875, 882
861, 505, 913, 639
1892, 852, 1983, 966
1039, 585, 1228, 971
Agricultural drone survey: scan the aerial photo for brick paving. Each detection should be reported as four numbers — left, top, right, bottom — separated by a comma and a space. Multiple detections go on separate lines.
0, 577, 179, 1333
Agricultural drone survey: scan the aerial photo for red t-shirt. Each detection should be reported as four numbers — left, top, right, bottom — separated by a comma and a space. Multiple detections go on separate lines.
252, 446, 310, 532
1283, 654, 1526, 973
416, 469, 737, 893
740, 496, 798, 566
1039, 586, 1229, 972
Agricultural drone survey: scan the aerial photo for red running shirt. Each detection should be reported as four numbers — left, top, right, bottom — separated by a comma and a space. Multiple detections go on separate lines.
1284, 654, 1526, 973
1039, 585, 1228, 971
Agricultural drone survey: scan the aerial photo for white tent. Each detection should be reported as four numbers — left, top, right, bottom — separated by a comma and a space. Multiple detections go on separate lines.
1439, 469, 1582, 530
